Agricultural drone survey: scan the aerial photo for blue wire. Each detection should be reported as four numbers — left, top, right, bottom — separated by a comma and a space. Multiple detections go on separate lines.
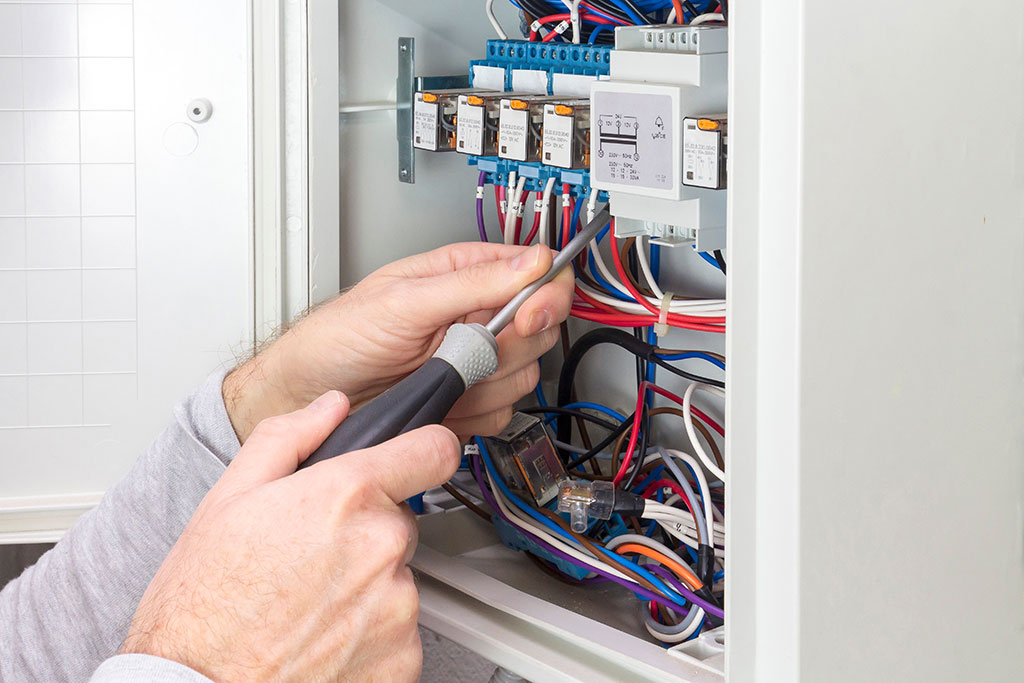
655, 351, 726, 372
560, 401, 626, 423
476, 437, 689, 607
713, 570, 725, 583
587, 250, 633, 301
632, 465, 665, 495
588, 23, 613, 43
606, 0, 646, 24
569, 192, 583, 239
698, 250, 722, 271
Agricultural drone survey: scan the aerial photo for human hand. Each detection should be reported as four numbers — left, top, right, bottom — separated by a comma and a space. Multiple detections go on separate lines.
224, 242, 573, 442
121, 390, 460, 682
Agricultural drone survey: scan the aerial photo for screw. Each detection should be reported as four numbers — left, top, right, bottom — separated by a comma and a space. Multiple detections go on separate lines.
400, 44, 408, 52
400, 168, 409, 177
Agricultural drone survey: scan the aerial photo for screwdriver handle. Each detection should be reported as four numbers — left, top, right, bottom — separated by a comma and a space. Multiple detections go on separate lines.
299, 323, 498, 469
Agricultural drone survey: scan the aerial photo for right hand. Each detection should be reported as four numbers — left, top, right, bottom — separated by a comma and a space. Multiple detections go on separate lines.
120, 390, 460, 682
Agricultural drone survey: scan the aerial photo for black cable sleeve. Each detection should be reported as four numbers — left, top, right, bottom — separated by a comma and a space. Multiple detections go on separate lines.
299, 357, 465, 469
611, 490, 646, 517
697, 543, 715, 589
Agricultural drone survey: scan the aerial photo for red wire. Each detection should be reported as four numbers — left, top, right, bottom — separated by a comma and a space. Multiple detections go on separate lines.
641, 478, 700, 532
528, 12, 617, 41
496, 185, 506, 236
561, 184, 571, 248
572, 285, 725, 332
522, 192, 542, 245
613, 381, 725, 485
608, 223, 726, 330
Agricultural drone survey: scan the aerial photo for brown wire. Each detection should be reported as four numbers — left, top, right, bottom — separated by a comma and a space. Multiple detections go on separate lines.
441, 483, 492, 521
524, 551, 588, 586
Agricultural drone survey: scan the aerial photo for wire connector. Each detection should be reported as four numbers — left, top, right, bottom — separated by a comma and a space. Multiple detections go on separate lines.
557, 478, 614, 532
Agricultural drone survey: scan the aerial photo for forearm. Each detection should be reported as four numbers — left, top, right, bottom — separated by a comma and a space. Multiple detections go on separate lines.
0, 370, 240, 683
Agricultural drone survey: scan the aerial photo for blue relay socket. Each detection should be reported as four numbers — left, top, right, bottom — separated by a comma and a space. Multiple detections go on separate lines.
492, 514, 592, 580
472, 156, 608, 201
469, 39, 611, 94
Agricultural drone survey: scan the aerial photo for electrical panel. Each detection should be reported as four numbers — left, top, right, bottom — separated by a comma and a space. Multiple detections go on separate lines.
400, 4, 729, 676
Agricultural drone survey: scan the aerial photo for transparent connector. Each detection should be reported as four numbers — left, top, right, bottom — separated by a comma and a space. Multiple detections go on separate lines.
557, 478, 614, 533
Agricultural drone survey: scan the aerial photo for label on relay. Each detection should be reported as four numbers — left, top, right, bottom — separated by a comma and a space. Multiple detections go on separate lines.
683, 123, 721, 189
542, 105, 574, 168
456, 97, 485, 155
413, 97, 438, 151
498, 102, 529, 161
592, 91, 674, 190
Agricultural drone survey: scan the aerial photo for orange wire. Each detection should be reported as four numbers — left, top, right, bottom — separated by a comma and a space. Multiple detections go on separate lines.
671, 0, 685, 23
615, 543, 703, 591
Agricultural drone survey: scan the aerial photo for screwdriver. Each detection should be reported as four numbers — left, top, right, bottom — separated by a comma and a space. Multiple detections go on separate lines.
299, 205, 611, 469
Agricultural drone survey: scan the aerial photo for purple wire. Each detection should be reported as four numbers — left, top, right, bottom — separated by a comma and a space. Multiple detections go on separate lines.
476, 171, 488, 242
646, 563, 724, 620
468, 453, 694, 615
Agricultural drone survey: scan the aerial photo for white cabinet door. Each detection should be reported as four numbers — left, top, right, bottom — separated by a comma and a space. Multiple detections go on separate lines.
0, 0, 253, 542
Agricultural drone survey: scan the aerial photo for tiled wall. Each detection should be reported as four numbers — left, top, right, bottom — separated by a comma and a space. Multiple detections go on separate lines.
0, 1, 136, 429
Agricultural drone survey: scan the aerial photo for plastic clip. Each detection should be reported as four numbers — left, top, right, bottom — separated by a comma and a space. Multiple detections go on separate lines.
654, 291, 673, 338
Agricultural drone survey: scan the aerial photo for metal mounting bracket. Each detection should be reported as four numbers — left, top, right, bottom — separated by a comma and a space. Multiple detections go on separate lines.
396, 37, 470, 184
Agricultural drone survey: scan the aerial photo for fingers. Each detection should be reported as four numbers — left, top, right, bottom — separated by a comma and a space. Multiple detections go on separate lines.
380, 241, 545, 280
444, 406, 515, 438
218, 391, 350, 495
511, 267, 575, 338
447, 362, 540, 420
400, 244, 555, 326
342, 425, 461, 504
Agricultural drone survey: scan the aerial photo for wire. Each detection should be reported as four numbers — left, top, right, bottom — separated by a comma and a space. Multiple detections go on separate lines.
476, 172, 489, 242
682, 382, 726, 481
519, 406, 621, 431
487, 0, 509, 38
712, 249, 727, 275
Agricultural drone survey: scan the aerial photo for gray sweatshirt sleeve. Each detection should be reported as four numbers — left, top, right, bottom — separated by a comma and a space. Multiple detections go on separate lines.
88, 655, 212, 683
0, 369, 240, 683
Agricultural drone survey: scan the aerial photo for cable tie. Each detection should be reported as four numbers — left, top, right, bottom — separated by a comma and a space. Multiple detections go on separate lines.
553, 20, 570, 35
655, 291, 674, 337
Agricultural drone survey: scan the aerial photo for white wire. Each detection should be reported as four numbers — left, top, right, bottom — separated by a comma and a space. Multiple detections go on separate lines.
636, 236, 665, 300
683, 382, 726, 481
690, 13, 726, 25
504, 175, 526, 245
569, 0, 583, 43
576, 279, 726, 316
586, 187, 599, 223
667, 8, 677, 23
538, 176, 557, 246
661, 448, 716, 540
485, 468, 636, 583
485, 0, 508, 39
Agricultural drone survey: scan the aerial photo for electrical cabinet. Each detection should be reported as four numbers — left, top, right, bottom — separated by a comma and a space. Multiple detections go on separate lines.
1, 2, 1022, 682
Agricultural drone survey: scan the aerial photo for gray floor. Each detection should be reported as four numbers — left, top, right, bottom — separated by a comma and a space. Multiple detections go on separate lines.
0, 543, 53, 590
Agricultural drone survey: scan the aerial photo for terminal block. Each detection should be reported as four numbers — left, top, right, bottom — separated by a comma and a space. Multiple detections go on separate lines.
683, 115, 727, 190
413, 88, 499, 152
557, 479, 614, 533
541, 100, 590, 169
456, 92, 517, 156
498, 95, 561, 163
480, 413, 566, 506
470, 40, 612, 97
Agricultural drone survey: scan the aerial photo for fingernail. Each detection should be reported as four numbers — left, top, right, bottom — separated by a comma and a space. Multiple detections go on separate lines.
510, 244, 543, 271
526, 310, 552, 336
309, 390, 342, 411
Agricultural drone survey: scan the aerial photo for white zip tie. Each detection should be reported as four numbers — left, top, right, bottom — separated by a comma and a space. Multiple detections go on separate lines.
655, 291, 674, 338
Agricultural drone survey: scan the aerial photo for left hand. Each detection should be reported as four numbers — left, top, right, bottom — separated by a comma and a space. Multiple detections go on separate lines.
223, 242, 573, 442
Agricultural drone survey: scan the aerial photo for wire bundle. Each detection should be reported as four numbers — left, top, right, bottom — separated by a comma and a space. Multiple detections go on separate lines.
489, 1, 726, 45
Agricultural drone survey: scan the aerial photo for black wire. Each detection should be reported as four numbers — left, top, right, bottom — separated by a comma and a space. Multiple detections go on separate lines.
622, 405, 650, 490
617, 0, 655, 24
682, 1, 701, 18
565, 411, 635, 470
721, 0, 728, 22
712, 249, 727, 275
519, 406, 619, 432
555, 328, 724, 443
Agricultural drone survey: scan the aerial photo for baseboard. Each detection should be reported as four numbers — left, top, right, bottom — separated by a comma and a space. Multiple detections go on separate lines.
0, 493, 104, 545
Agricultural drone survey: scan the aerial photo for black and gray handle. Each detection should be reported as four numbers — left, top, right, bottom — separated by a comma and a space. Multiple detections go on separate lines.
299, 322, 498, 469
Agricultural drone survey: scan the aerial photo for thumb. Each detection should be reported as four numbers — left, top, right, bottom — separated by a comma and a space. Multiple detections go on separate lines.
410, 244, 553, 325
216, 390, 350, 496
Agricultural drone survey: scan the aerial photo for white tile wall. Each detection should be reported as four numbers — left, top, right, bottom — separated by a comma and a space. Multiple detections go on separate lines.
1, 2, 137, 429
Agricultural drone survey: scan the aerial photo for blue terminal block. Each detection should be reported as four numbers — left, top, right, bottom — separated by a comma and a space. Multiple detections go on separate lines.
469, 40, 612, 95
492, 515, 592, 581
470, 157, 608, 201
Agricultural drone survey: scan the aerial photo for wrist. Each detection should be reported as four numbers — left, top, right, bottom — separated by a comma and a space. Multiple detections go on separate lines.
222, 344, 303, 443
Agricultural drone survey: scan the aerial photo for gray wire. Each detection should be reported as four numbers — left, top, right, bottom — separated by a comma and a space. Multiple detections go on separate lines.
486, 205, 610, 336
655, 446, 709, 547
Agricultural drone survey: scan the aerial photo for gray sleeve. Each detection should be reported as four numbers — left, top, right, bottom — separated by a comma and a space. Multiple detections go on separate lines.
88, 655, 212, 683
0, 369, 241, 683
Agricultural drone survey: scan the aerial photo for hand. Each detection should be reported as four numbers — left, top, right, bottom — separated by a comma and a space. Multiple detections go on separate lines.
224, 242, 573, 442
121, 390, 460, 682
